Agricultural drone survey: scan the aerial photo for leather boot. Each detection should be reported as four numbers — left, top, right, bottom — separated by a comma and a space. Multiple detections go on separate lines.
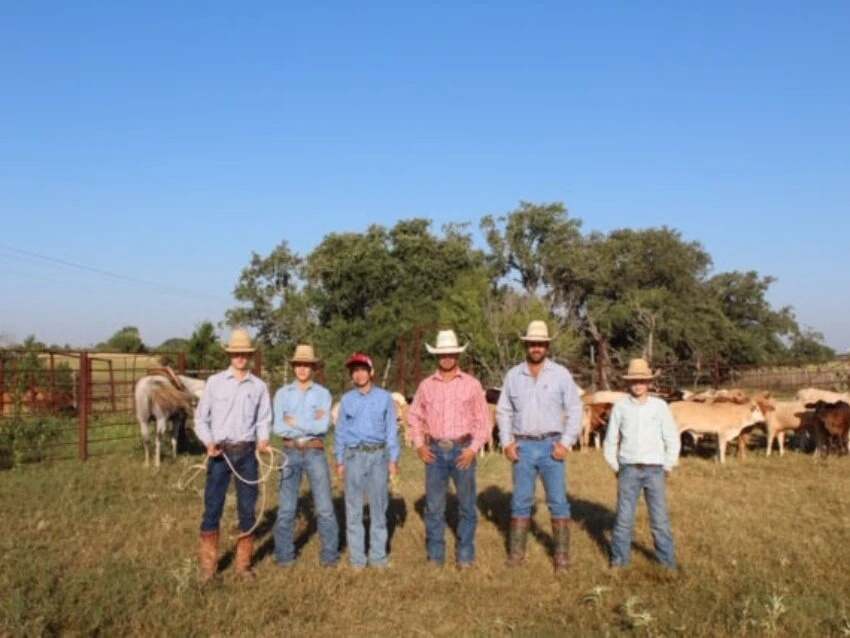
505, 517, 530, 567
235, 534, 256, 580
552, 518, 572, 573
199, 530, 219, 584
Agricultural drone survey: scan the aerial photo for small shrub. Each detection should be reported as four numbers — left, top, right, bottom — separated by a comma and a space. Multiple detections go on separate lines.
0, 415, 63, 468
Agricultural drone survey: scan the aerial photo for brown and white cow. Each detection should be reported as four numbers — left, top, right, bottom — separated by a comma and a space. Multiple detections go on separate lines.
670, 400, 765, 463
754, 395, 813, 457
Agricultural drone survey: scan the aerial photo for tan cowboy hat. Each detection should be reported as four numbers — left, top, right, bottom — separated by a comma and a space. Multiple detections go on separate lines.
290, 344, 320, 365
224, 329, 256, 354
425, 329, 469, 355
622, 358, 660, 381
519, 320, 553, 342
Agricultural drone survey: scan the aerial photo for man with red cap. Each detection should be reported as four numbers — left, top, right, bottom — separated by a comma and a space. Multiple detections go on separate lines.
334, 352, 401, 569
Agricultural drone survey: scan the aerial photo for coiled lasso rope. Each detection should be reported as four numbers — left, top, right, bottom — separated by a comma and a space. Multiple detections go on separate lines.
177, 447, 289, 538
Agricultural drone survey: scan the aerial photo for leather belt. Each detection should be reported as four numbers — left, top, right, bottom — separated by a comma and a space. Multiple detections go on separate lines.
425, 434, 472, 450
514, 432, 561, 441
350, 443, 386, 452
219, 441, 253, 453
282, 438, 325, 450
630, 463, 662, 470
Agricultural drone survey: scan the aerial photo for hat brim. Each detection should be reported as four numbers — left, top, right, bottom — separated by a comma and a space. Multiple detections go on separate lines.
225, 346, 256, 353
290, 358, 321, 365
622, 372, 660, 381
425, 343, 468, 355
519, 336, 553, 342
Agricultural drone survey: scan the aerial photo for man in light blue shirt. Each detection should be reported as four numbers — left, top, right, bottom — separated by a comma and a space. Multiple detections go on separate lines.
272, 344, 338, 568
194, 329, 271, 582
603, 358, 680, 570
335, 353, 400, 568
497, 320, 584, 573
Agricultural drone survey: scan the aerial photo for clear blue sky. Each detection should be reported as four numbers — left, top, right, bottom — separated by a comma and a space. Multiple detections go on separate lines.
1, 2, 848, 351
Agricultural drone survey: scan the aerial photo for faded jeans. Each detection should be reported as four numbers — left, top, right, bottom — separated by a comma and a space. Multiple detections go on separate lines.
511, 436, 570, 519
274, 446, 339, 566
424, 441, 477, 564
610, 464, 676, 568
343, 447, 390, 567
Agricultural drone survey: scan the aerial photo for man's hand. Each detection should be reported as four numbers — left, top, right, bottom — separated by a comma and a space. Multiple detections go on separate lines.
336, 464, 345, 480
206, 443, 221, 457
504, 442, 519, 463
665, 470, 671, 478
456, 447, 477, 470
552, 442, 570, 460
417, 445, 436, 464
389, 461, 399, 476
258, 439, 270, 454
284, 416, 296, 427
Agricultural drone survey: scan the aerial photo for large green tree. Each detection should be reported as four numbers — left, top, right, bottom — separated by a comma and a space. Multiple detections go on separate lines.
97, 326, 147, 353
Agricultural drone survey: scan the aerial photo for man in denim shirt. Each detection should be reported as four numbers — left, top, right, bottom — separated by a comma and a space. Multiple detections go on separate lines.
335, 353, 400, 568
272, 344, 338, 568
603, 358, 680, 570
194, 329, 272, 582
497, 320, 584, 573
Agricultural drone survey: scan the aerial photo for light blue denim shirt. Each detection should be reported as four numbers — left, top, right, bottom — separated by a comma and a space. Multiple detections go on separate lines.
194, 368, 272, 446
603, 395, 681, 473
272, 382, 332, 439
334, 386, 400, 464
496, 359, 584, 448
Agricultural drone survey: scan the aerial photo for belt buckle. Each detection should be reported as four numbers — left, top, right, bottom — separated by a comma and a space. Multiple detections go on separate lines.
296, 437, 310, 447
437, 440, 454, 451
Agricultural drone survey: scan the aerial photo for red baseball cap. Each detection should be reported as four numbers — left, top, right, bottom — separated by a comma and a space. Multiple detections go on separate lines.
344, 352, 374, 371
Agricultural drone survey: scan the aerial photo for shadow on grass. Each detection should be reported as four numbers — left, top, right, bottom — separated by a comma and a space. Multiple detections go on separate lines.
413, 492, 462, 543
252, 491, 408, 565
476, 485, 555, 556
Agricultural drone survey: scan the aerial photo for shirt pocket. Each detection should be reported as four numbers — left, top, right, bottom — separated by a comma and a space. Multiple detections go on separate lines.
242, 392, 257, 422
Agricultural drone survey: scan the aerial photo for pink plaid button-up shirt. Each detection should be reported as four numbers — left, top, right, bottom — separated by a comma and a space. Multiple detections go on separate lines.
407, 370, 490, 453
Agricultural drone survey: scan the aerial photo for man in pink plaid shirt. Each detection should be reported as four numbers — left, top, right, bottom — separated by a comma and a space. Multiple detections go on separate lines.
407, 329, 490, 569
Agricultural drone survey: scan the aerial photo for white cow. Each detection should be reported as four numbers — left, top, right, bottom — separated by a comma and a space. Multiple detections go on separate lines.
796, 388, 850, 405
670, 401, 765, 463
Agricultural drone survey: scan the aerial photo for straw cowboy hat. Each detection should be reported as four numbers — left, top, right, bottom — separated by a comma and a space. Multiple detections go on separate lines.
621, 358, 660, 381
425, 329, 469, 355
290, 344, 320, 365
224, 329, 256, 354
520, 320, 553, 342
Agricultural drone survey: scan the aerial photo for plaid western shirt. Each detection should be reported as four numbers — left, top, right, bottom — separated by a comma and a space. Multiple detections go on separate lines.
407, 370, 491, 453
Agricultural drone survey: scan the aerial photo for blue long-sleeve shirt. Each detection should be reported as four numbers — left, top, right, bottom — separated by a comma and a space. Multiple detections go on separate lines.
194, 368, 272, 446
603, 395, 680, 473
272, 382, 332, 439
496, 359, 584, 448
334, 386, 400, 464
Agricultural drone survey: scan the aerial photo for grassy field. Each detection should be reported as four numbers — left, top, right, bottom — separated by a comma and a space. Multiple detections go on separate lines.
2, 441, 850, 637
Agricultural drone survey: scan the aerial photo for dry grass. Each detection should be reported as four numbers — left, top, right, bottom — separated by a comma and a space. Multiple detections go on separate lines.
2, 443, 849, 636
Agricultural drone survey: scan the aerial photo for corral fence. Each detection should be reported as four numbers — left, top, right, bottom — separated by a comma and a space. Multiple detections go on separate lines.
0, 349, 262, 464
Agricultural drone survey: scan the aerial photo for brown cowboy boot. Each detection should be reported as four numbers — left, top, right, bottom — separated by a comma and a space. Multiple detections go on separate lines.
506, 517, 530, 567
199, 530, 219, 584
552, 518, 572, 573
235, 534, 256, 580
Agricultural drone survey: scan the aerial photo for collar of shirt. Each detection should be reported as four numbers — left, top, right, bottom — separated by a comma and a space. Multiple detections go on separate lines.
224, 368, 255, 383
427, 369, 468, 383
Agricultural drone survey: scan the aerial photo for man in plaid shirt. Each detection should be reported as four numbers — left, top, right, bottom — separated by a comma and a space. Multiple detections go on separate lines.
407, 329, 490, 569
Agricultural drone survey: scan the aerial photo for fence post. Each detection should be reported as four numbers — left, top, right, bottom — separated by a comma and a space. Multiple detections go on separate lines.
254, 350, 263, 378
413, 327, 422, 387
0, 356, 4, 420
108, 359, 116, 413
399, 335, 407, 398
712, 353, 721, 389
78, 352, 89, 461
178, 351, 186, 374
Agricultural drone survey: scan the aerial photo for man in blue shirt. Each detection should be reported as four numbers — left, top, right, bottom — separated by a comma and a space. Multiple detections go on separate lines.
194, 329, 272, 583
496, 320, 584, 573
603, 358, 680, 570
335, 353, 400, 568
272, 344, 339, 568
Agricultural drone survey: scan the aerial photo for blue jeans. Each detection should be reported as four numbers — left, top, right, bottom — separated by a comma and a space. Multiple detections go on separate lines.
274, 446, 339, 566
200, 443, 258, 533
424, 442, 477, 564
610, 465, 676, 568
511, 437, 570, 519
343, 447, 389, 567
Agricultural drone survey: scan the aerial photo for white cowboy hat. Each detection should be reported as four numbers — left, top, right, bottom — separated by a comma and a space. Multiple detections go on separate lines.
519, 320, 553, 342
425, 330, 469, 355
290, 344, 320, 365
621, 358, 660, 381
224, 329, 256, 354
